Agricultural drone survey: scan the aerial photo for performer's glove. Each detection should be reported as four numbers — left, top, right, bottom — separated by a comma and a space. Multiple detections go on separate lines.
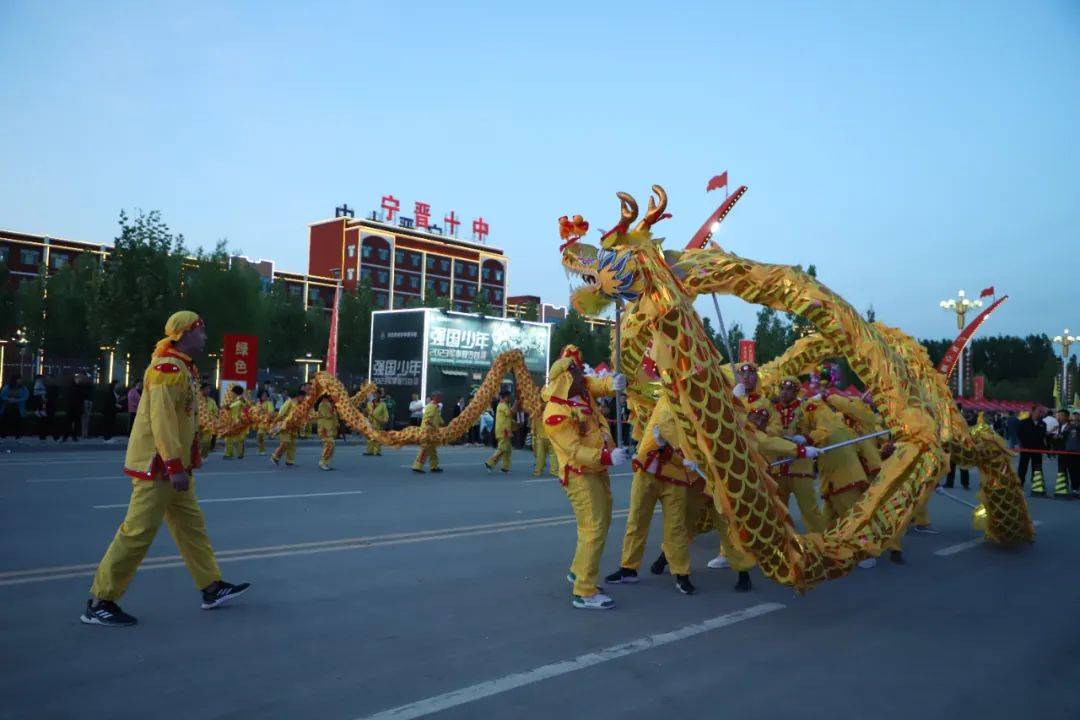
732, 383, 747, 398
612, 373, 627, 392
606, 447, 628, 467
803, 446, 822, 459
790, 434, 807, 444
682, 458, 701, 475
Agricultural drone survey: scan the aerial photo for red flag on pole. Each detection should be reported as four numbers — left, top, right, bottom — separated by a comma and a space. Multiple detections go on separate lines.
979, 286, 994, 298
325, 284, 341, 377
706, 172, 729, 193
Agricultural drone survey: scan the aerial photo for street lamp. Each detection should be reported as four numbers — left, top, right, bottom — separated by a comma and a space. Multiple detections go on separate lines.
295, 353, 323, 383
1052, 328, 1076, 407
939, 290, 983, 397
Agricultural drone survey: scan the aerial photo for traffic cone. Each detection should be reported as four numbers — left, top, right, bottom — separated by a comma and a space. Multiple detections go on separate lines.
1030, 470, 1046, 496
1053, 468, 1070, 498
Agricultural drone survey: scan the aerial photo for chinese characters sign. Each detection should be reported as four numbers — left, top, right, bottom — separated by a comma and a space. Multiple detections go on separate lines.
375, 195, 487, 241
222, 333, 259, 389
738, 339, 756, 364
426, 314, 549, 374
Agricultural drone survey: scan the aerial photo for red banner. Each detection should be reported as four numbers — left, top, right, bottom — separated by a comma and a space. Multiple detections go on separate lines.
936, 296, 1008, 379
222, 333, 258, 389
738, 339, 756, 364
973, 375, 985, 400
326, 285, 341, 377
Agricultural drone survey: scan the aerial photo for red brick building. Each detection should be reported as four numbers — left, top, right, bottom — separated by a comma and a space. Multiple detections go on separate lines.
308, 214, 507, 314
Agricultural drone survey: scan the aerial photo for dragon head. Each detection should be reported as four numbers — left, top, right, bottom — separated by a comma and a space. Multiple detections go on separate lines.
560, 185, 671, 315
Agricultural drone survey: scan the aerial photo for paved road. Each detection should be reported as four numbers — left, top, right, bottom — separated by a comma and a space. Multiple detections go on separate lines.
1, 443, 1077, 719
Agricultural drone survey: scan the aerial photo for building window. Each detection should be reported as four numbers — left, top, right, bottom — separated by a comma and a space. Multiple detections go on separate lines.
360, 267, 372, 281
410, 275, 420, 290
20, 248, 41, 266
494, 269, 503, 282
378, 248, 389, 262
347, 244, 356, 258
395, 249, 405, 265
394, 274, 404, 288
493, 289, 503, 303
377, 270, 389, 284
481, 267, 490, 281
362, 245, 372, 259
288, 285, 303, 297
0, 246, 7, 264
374, 292, 388, 308
439, 280, 449, 294
346, 268, 355, 280
50, 254, 68, 269
441, 258, 450, 272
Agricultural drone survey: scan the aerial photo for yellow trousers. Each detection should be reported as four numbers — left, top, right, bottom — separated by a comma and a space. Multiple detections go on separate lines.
914, 487, 932, 526
412, 444, 440, 470
272, 435, 297, 465
319, 428, 335, 466
686, 488, 756, 571
776, 474, 825, 533
90, 478, 221, 601
564, 472, 613, 597
533, 437, 558, 477
824, 487, 902, 552
364, 434, 382, 455
257, 430, 267, 453
486, 438, 512, 471
224, 435, 245, 459
619, 471, 691, 575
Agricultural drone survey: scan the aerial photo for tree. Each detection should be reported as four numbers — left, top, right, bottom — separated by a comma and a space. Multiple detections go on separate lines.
753, 307, 791, 363
262, 284, 307, 368
183, 243, 265, 352
471, 289, 494, 316
521, 300, 539, 322
14, 271, 45, 352
43, 255, 102, 361
782, 264, 818, 344
421, 291, 451, 310
97, 210, 185, 370
0, 263, 17, 340
338, 280, 376, 376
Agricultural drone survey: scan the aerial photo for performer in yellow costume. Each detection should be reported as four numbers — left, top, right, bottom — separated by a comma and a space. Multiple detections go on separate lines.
363, 391, 389, 456
316, 394, 338, 471
605, 395, 697, 595
223, 384, 247, 459
271, 389, 298, 467
411, 392, 444, 473
198, 382, 217, 459
542, 345, 627, 610
256, 390, 273, 454
771, 377, 826, 533
484, 390, 514, 473
803, 391, 903, 566
531, 413, 559, 477
81, 311, 250, 627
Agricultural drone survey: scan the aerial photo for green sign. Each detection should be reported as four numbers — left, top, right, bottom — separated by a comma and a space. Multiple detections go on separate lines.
426, 313, 549, 374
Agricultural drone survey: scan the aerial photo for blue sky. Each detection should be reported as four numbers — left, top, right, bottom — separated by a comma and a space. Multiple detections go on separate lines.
1, 1, 1077, 348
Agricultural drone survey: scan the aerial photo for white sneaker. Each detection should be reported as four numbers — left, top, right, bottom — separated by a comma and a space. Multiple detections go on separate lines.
707, 555, 729, 569
858, 558, 877, 569
572, 592, 615, 610
318, 464, 333, 471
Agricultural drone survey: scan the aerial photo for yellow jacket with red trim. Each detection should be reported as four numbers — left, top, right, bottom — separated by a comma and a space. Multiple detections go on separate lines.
494, 401, 512, 439
123, 350, 201, 480
822, 392, 885, 475
368, 400, 389, 428
276, 398, 297, 440
772, 398, 814, 477
542, 395, 615, 482
316, 398, 338, 433
802, 398, 866, 496
420, 401, 443, 431
632, 396, 695, 486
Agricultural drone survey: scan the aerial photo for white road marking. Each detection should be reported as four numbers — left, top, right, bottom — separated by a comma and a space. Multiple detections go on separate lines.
92, 489, 366, 509
28, 470, 278, 483
0, 508, 633, 586
356, 603, 785, 720
934, 520, 1043, 556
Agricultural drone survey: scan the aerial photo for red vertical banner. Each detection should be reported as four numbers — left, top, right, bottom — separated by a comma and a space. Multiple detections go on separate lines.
973, 375, 985, 400
326, 284, 341, 377
222, 334, 258, 389
738, 339, 756, 364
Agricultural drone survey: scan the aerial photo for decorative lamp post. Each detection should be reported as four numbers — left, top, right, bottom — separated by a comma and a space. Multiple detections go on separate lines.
939, 290, 983, 397
295, 353, 323, 383
1052, 329, 1076, 408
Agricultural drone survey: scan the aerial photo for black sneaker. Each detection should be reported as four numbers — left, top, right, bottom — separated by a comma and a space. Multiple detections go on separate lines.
412, 468, 425, 474
201, 581, 251, 610
80, 599, 137, 627
500, 469, 509, 473
604, 567, 639, 584
675, 575, 696, 595
430, 467, 444, 473
734, 571, 752, 592
889, 550, 905, 565
650, 552, 668, 575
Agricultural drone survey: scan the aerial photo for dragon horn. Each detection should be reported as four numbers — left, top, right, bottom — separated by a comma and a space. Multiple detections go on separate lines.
635, 184, 669, 232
